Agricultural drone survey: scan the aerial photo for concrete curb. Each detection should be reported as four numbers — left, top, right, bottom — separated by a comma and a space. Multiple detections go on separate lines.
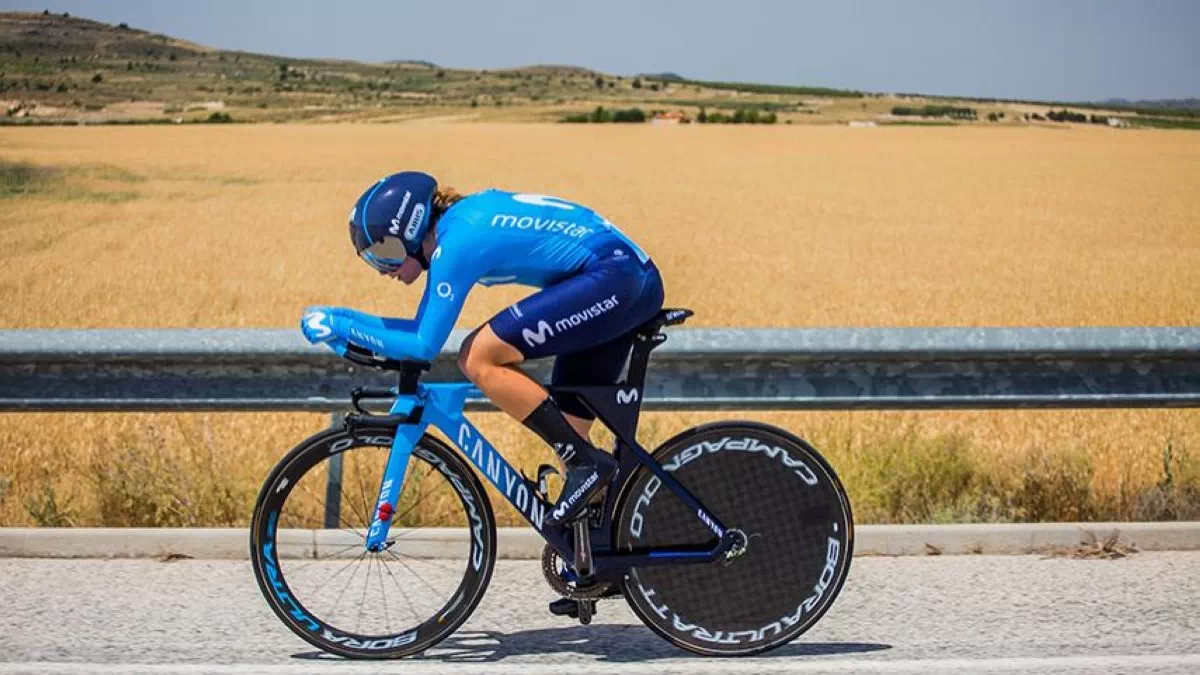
2, 523, 1198, 559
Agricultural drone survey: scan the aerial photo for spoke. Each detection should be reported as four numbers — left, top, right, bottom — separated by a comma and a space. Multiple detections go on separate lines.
291, 476, 368, 541
286, 542, 365, 581
304, 549, 365, 597
389, 471, 443, 527
387, 548, 462, 575
391, 461, 431, 527
379, 551, 423, 622
377, 552, 392, 635
385, 547, 445, 601
347, 457, 381, 532
356, 555, 373, 633
328, 550, 368, 624
353, 452, 374, 532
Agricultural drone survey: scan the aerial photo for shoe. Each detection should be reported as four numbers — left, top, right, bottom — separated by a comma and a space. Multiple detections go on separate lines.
549, 597, 580, 618
546, 454, 617, 527
548, 589, 621, 619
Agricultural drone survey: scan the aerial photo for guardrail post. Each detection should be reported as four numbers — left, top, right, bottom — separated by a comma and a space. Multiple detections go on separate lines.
323, 412, 343, 529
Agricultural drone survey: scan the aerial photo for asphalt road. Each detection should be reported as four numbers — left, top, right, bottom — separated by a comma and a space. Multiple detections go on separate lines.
2, 553, 1198, 674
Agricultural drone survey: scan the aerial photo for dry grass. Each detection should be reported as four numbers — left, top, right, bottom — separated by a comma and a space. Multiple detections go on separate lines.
0, 124, 1198, 526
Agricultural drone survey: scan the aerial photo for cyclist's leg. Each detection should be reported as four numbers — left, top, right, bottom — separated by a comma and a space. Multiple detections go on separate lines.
456, 326, 545, 420
548, 331, 639, 433
549, 261, 664, 435
457, 326, 599, 442
461, 257, 663, 525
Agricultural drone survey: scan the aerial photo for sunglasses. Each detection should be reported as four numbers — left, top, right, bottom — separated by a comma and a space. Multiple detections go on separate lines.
359, 236, 428, 274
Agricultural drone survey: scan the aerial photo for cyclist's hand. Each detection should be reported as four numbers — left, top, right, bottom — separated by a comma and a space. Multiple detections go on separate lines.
300, 306, 348, 355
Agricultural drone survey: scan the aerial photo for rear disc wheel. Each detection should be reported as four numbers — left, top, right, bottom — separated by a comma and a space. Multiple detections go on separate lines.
615, 421, 853, 656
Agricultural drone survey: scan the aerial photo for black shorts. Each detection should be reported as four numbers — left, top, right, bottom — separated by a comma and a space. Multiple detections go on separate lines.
489, 247, 664, 419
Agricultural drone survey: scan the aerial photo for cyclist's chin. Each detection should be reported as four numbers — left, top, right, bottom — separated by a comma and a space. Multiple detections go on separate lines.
390, 258, 424, 285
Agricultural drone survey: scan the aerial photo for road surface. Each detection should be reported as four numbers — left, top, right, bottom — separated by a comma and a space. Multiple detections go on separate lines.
1, 553, 1198, 674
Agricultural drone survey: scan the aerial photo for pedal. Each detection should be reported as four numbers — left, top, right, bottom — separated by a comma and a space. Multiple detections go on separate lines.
577, 599, 595, 625
535, 464, 560, 500
548, 597, 598, 624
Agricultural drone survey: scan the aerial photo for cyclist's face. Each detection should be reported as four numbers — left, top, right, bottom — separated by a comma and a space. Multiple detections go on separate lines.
388, 229, 435, 285
388, 256, 423, 285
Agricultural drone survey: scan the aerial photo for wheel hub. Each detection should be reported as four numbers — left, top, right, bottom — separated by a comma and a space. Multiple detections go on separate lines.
723, 528, 751, 563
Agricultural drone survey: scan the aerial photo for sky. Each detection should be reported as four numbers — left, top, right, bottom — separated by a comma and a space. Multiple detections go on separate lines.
4, 0, 1199, 101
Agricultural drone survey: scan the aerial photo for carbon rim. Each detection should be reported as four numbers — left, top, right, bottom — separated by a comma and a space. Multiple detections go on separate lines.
251, 428, 496, 659
615, 421, 854, 656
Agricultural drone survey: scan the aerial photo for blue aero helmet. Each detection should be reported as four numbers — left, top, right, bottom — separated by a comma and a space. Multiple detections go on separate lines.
348, 171, 437, 274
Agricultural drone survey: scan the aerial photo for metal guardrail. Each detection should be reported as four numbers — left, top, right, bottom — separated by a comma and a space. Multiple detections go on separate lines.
5, 326, 1197, 529
2, 327, 1199, 411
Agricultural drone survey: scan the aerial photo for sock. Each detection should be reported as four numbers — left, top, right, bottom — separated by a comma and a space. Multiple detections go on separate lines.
522, 398, 594, 465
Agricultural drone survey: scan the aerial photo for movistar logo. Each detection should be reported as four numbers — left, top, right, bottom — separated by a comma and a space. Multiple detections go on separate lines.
388, 190, 413, 236
553, 470, 599, 520
303, 310, 332, 341
522, 320, 554, 347
491, 213, 594, 238
554, 295, 619, 333
616, 388, 639, 405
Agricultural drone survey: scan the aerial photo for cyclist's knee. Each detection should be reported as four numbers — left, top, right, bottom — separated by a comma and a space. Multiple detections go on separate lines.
458, 325, 521, 383
456, 329, 480, 379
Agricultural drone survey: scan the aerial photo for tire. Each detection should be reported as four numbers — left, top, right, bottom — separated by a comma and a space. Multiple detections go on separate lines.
614, 421, 853, 656
250, 425, 496, 659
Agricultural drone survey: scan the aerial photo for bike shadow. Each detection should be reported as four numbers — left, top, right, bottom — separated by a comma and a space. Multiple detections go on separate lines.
293, 625, 891, 664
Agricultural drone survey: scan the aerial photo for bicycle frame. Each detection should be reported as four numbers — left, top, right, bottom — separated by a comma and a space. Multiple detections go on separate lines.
360, 380, 738, 573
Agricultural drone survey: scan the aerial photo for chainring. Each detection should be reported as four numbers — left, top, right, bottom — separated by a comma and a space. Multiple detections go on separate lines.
540, 545, 621, 600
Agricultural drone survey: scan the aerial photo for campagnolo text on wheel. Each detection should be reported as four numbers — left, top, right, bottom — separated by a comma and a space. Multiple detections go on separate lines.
250, 172, 854, 658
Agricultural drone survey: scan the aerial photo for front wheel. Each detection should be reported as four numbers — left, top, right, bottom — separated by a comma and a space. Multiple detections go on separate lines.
614, 421, 854, 656
250, 424, 497, 659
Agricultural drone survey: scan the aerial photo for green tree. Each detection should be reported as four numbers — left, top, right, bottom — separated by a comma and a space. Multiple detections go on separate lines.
611, 107, 646, 123
697, 107, 708, 123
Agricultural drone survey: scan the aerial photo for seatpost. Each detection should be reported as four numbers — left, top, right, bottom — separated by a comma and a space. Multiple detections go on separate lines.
397, 361, 428, 395
624, 333, 666, 391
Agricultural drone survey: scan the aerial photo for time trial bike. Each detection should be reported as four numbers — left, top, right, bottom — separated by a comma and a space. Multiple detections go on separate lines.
250, 307, 853, 658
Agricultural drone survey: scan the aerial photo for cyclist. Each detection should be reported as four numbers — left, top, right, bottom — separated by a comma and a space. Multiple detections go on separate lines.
304, 171, 664, 527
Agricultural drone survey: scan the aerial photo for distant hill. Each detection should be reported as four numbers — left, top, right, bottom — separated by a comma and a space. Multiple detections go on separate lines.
1, 10, 1195, 127
1100, 98, 1200, 110
383, 59, 439, 69
641, 72, 686, 82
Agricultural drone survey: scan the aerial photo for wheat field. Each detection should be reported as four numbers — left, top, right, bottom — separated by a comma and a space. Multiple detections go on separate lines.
1, 123, 1198, 526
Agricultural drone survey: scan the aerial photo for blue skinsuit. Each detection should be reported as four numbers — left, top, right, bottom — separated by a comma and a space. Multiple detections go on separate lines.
302, 190, 664, 416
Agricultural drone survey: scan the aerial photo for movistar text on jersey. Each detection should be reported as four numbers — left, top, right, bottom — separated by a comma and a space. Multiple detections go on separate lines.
490, 214, 595, 238
521, 295, 621, 347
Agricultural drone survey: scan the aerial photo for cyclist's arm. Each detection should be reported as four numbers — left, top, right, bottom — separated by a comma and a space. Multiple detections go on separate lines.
307, 243, 478, 362
384, 252, 476, 362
